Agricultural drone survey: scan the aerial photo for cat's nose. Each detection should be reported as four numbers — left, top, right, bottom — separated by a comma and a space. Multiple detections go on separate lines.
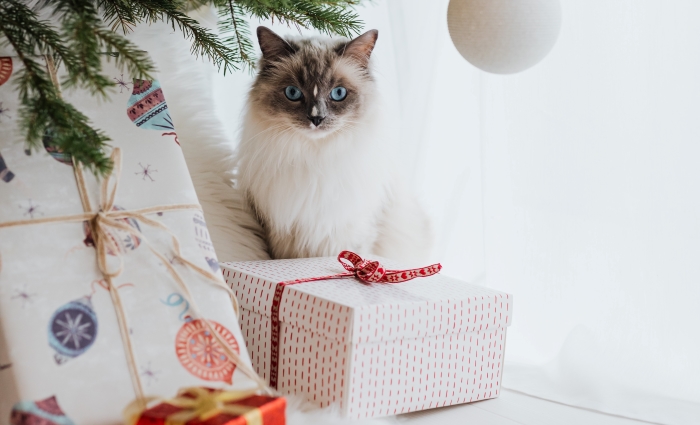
308, 116, 325, 127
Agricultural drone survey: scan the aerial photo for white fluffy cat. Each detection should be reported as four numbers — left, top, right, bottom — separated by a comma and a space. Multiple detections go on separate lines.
233, 27, 432, 263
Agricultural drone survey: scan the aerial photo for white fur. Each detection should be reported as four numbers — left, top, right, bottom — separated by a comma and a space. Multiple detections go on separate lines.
236, 66, 432, 263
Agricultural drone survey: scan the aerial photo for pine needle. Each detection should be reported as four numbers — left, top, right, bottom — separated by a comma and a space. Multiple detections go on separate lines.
0, 0, 365, 174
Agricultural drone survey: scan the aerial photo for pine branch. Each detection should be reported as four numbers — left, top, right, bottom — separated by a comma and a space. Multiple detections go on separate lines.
0, 0, 365, 174
232, 0, 363, 38
130, 0, 242, 73
95, 28, 155, 79
213, 0, 363, 72
98, 0, 138, 33
181, 0, 213, 11
291, 1, 363, 38
0, 0, 76, 82
0, 3, 112, 175
22, 94, 113, 174
36, 0, 110, 96
218, 0, 255, 70
38, 0, 155, 94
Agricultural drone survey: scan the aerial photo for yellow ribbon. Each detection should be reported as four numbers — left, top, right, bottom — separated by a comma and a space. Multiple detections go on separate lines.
123, 387, 263, 425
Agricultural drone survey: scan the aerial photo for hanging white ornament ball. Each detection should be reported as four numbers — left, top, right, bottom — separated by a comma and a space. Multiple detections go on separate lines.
447, 0, 562, 74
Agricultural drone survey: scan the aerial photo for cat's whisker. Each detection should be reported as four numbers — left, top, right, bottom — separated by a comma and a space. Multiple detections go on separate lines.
241, 123, 289, 145
244, 125, 297, 174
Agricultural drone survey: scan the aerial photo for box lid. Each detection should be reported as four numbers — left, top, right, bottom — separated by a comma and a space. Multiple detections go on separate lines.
222, 256, 512, 344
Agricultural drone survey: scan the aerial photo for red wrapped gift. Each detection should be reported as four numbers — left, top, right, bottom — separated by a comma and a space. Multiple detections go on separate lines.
124, 387, 286, 425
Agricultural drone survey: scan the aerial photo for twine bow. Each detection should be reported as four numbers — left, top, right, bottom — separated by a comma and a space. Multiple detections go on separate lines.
124, 387, 262, 425
86, 148, 209, 281
0, 146, 271, 402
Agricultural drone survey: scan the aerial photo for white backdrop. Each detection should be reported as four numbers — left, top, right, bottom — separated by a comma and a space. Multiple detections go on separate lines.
206, 1, 700, 423
475, 2, 700, 424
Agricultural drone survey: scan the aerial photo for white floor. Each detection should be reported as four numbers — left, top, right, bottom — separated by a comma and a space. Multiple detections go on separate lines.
395, 389, 656, 425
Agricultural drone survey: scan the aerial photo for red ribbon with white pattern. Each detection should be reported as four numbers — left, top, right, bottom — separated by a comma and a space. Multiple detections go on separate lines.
268, 251, 442, 389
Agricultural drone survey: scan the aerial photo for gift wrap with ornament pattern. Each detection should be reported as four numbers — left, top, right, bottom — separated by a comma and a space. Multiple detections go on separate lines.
0, 57, 263, 424
221, 257, 513, 419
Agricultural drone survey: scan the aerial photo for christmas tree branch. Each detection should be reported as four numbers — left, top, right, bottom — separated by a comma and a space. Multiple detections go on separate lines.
41, 0, 113, 96
0, 0, 113, 175
0, 0, 364, 174
291, 1, 363, 38
232, 0, 363, 38
99, 0, 139, 33
213, 0, 363, 72
1, 35, 112, 175
95, 28, 155, 79
0, 0, 74, 82
130, 0, 242, 73
218, 0, 255, 70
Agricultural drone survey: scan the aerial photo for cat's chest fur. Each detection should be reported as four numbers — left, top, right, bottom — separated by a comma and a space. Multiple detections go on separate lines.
237, 110, 393, 259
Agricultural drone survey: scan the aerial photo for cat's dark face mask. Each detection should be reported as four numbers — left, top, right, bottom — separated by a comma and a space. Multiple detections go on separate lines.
251, 27, 378, 139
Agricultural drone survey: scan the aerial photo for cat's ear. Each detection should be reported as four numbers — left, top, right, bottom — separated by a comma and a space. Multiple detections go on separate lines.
257, 26, 295, 61
337, 30, 378, 68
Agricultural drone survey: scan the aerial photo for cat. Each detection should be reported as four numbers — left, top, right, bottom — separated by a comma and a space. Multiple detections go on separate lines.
234, 26, 432, 264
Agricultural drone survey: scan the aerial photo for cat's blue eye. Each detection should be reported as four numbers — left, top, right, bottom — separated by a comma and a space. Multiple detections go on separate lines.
330, 86, 347, 101
285, 86, 303, 101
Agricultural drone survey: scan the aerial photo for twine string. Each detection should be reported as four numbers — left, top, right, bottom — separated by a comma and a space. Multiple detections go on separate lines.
0, 57, 272, 406
86, 148, 268, 395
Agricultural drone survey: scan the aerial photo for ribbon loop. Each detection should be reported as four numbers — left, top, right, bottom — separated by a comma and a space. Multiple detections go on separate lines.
338, 251, 386, 283
337, 250, 440, 284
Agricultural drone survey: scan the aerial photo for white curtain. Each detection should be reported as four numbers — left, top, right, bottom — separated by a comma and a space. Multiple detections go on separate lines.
473, 2, 700, 423
209, 1, 699, 423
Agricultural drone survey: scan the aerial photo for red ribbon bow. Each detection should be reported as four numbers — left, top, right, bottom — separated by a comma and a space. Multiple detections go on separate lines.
269, 251, 442, 388
337, 250, 442, 284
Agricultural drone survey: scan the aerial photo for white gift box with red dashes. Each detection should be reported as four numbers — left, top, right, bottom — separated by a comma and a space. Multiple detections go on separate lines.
221, 256, 512, 418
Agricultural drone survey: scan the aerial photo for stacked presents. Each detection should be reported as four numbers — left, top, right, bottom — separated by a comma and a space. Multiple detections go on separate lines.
0, 55, 512, 424
0, 57, 281, 425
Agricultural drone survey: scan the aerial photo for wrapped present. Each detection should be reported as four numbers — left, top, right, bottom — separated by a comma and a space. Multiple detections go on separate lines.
221, 252, 513, 419
124, 387, 285, 425
0, 56, 272, 424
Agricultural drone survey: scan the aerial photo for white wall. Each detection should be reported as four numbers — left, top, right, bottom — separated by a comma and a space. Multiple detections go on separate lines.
211, 1, 700, 423
479, 1, 700, 423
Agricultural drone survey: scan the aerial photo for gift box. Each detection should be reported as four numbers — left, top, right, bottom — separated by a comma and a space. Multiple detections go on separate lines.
124, 387, 286, 425
0, 57, 270, 424
221, 253, 513, 418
